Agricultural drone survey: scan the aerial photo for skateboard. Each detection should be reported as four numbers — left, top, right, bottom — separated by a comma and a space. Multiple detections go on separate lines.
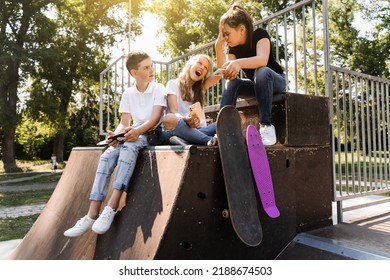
246, 124, 280, 218
217, 106, 263, 246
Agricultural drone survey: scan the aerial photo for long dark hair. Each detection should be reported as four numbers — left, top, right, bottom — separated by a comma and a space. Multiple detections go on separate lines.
220, 2, 254, 51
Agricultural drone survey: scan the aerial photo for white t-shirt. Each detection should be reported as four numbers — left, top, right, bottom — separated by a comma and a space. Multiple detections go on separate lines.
166, 79, 192, 116
118, 82, 166, 127
166, 79, 206, 127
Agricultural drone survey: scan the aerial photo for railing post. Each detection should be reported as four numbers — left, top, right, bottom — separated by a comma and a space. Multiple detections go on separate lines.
322, 0, 331, 100
322, 0, 337, 222
99, 73, 104, 135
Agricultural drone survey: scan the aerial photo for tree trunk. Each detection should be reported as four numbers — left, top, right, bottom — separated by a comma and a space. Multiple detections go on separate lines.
1, 129, 17, 172
53, 134, 65, 163
0, 59, 20, 171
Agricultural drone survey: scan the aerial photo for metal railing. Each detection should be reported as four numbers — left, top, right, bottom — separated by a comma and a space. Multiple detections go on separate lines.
99, 0, 323, 133
98, 0, 390, 222
331, 66, 390, 221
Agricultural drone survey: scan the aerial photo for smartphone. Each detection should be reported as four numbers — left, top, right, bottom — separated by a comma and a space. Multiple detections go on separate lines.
96, 132, 125, 146
107, 132, 125, 141
188, 102, 206, 125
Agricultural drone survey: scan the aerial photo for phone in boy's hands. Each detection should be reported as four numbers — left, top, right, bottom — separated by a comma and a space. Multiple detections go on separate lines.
107, 132, 125, 141
96, 132, 125, 146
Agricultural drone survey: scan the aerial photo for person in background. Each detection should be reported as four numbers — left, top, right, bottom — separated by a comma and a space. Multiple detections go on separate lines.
50, 154, 57, 173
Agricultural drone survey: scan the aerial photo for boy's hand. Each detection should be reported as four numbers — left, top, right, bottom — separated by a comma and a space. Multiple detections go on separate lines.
107, 130, 122, 147
106, 131, 116, 146
124, 127, 141, 142
184, 114, 200, 128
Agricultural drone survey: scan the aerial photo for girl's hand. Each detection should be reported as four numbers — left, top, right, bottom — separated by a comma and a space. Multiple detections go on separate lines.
184, 114, 200, 128
222, 60, 241, 80
216, 19, 226, 46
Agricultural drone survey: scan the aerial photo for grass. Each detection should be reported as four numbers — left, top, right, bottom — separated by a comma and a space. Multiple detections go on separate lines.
0, 189, 54, 208
0, 172, 62, 186
0, 189, 56, 241
0, 159, 66, 173
0, 161, 61, 241
0, 214, 40, 242
334, 151, 390, 181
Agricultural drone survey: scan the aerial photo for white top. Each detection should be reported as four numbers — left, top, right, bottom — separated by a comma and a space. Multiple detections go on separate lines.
118, 82, 166, 127
166, 79, 206, 127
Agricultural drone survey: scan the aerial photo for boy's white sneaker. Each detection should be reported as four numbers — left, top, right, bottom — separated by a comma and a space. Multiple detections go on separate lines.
92, 206, 117, 235
64, 215, 95, 237
259, 124, 277, 146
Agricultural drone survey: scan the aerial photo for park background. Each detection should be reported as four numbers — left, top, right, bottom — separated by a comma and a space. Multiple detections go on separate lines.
1, 0, 389, 172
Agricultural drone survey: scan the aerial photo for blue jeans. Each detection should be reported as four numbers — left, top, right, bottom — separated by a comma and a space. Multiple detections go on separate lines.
162, 118, 216, 145
89, 135, 148, 201
220, 67, 286, 125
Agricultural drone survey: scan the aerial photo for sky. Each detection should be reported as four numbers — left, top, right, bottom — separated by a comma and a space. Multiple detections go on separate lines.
111, 11, 167, 63
131, 12, 166, 61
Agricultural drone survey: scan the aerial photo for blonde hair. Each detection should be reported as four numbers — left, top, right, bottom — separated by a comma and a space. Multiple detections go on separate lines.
177, 54, 213, 107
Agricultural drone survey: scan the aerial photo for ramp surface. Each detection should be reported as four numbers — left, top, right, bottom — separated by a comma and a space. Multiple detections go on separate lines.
9, 146, 193, 260
9, 147, 103, 259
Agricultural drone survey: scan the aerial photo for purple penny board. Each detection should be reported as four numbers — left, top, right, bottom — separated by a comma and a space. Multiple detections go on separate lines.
246, 124, 280, 218
217, 106, 262, 247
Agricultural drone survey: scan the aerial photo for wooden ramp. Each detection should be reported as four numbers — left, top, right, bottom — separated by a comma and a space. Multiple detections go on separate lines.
9, 93, 338, 260
9, 147, 102, 259
9, 146, 196, 260
9, 144, 335, 260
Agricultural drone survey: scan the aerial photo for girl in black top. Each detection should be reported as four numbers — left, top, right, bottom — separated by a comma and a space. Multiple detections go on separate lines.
215, 2, 286, 146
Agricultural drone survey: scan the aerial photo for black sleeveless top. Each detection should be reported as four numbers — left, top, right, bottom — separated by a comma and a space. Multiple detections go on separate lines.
229, 28, 284, 79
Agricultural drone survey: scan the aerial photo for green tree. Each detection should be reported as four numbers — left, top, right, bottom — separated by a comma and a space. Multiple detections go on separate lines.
350, 0, 389, 78
328, 0, 359, 68
148, 0, 265, 58
1, 0, 147, 167
16, 113, 56, 159
0, 0, 59, 171
27, 0, 125, 162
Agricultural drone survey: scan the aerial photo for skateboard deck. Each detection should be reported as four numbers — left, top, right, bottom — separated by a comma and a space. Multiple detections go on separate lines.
246, 124, 280, 218
217, 106, 263, 246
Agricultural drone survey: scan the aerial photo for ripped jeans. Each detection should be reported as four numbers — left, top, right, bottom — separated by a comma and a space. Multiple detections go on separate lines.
162, 118, 216, 145
89, 135, 148, 201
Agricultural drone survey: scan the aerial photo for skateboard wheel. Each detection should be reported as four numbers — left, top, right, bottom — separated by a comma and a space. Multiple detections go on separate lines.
222, 209, 230, 219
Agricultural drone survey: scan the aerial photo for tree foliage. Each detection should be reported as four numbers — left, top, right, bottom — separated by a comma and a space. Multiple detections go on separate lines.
1, 0, 389, 167
1, 0, 146, 167
351, 0, 389, 78
147, 0, 265, 57
0, 0, 60, 170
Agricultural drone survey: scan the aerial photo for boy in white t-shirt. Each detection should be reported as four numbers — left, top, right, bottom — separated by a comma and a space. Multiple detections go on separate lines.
64, 51, 166, 237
